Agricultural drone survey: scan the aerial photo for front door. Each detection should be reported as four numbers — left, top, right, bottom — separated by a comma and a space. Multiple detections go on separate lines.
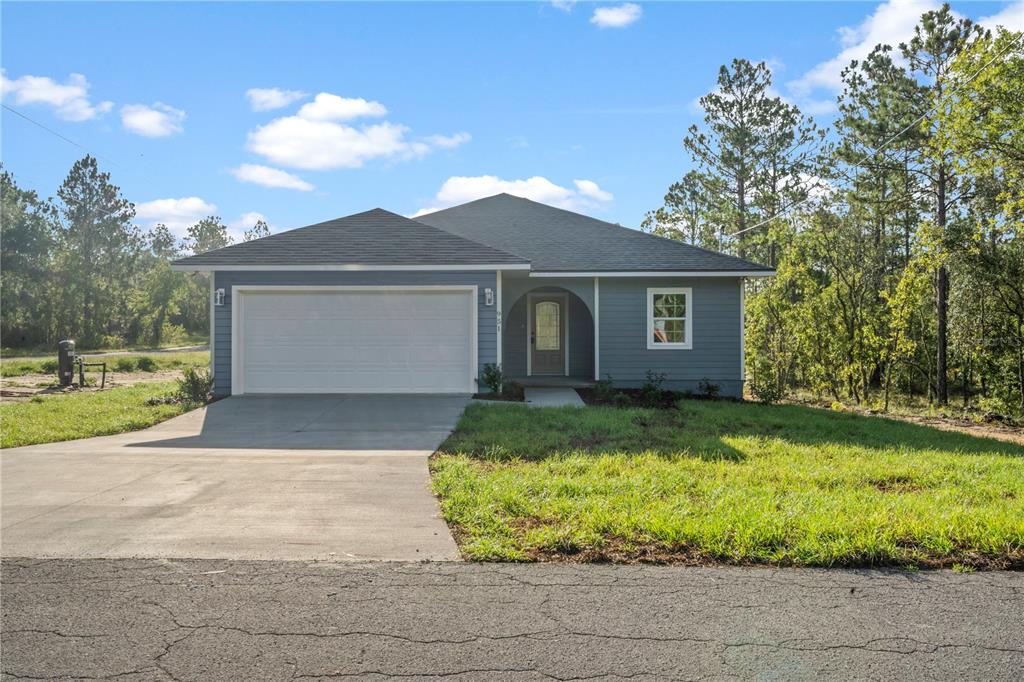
530, 296, 564, 375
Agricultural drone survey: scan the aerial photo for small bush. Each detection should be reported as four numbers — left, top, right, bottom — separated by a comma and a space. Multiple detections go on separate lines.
502, 381, 525, 402
748, 374, 785, 404
113, 357, 136, 372
480, 363, 505, 393
697, 378, 720, 400
641, 370, 666, 407
176, 367, 213, 403
135, 356, 157, 372
40, 359, 58, 374
593, 374, 617, 404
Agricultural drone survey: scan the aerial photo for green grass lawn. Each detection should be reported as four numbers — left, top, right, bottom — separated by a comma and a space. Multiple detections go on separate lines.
0, 382, 197, 449
431, 401, 1024, 569
0, 351, 209, 378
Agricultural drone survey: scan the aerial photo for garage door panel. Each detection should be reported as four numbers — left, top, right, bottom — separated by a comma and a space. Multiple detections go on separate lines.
238, 290, 474, 394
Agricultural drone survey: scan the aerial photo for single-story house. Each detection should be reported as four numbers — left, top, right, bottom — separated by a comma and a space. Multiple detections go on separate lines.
171, 194, 773, 398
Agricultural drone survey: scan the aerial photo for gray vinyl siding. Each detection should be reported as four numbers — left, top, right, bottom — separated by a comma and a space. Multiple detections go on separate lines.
502, 292, 594, 378
503, 296, 528, 377
598, 277, 744, 397
211, 270, 497, 396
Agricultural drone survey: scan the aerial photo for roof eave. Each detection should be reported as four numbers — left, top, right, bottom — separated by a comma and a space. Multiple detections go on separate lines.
169, 262, 532, 273
527, 269, 776, 278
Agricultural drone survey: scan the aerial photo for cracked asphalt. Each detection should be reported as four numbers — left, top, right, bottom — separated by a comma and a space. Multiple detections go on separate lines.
2, 559, 1022, 681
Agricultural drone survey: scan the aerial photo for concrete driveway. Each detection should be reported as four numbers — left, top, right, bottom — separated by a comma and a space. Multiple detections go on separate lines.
0, 395, 469, 561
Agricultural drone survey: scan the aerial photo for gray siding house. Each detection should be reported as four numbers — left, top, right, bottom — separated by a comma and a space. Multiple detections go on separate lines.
172, 194, 773, 398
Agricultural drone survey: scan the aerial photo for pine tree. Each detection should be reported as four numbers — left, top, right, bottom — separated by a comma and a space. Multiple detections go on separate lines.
901, 2, 986, 404
55, 155, 142, 346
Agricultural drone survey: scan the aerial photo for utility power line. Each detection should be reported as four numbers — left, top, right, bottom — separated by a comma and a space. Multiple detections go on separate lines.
2, 103, 122, 169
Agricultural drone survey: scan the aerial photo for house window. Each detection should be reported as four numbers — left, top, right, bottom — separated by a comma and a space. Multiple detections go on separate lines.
647, 287, 692, 350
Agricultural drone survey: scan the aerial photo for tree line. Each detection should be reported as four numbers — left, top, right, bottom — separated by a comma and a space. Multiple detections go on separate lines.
1, 156, 268, 350
643, 5, 1023, 415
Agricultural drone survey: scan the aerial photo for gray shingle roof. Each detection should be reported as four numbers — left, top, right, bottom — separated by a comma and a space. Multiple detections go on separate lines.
171, 208, 528, 268
414, 194, 773, 273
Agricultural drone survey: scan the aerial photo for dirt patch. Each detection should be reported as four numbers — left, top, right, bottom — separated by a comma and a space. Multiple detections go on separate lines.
472, 390, 525, 403
889, 413, 1024, 446
789, 399, 1024, 446
577, 387, 729, 409
516, 535, 1024, 571
0, 369, 184, 403
871, 477, 925, 494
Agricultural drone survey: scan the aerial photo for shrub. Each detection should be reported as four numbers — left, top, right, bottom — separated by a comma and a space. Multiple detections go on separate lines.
135, 356, 157, 372
593, 374, 617, 403
502, 381, 525, 402
176, 367, 213, 403
480, 363, 505, 393
697, 377, 720, 400
748, 373, 785, 404
39, 359, 58, 374
641, 370, 666, 407
113, 357, 136, 372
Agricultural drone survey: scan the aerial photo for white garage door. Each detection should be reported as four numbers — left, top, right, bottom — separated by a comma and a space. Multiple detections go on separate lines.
234, 288, 476, 394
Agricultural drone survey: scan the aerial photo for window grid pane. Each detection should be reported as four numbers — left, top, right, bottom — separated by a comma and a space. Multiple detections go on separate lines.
651, 291, 687, 345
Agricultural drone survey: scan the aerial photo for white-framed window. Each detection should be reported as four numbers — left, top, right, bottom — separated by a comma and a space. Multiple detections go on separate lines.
647, 287, 692, 350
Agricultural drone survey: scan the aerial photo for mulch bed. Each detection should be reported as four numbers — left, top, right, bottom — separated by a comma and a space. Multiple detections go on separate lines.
576, 387, 729, 409
473, 383, 526, 403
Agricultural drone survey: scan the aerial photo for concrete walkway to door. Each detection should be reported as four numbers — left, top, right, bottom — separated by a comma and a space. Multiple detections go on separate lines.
1, 395, 469, 562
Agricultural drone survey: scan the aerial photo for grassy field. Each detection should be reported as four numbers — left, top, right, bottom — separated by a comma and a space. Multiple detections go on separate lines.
431, 400, 1024, 569
0, 351, 209, 378
0, 336, 208, 358
0, 382, 196, 449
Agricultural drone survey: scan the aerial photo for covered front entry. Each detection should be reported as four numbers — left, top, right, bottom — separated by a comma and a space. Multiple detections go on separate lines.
503, 281, 595, 384
232, 286, 477, 394
529, 292, 567, 375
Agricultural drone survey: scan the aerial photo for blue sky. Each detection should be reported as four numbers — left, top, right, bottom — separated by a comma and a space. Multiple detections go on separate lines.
2, 1, 1021, 242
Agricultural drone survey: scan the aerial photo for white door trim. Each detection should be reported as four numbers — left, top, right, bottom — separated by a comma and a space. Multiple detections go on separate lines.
496, 271, 503, 369
593, 276, 600, 381
209, 275, 216, 378
230, 284, 478, 395
526, 292, 569, 377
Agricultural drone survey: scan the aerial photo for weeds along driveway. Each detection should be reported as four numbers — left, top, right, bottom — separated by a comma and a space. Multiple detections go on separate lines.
0, 394, 468, 562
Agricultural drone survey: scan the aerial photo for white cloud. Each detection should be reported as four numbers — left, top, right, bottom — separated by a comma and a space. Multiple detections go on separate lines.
296, 93, 388, 121
230, 163, 315, 191
590, 3, 642, 29
979, 0, 1024, 32
246, 93, 470, 170
787, 0, 941, 111
248, 118, 411, 169
246, 87, 307, 111
0, 71, 112, 121
425, 132, 472, 149
411, 175, 614, 217
135, 197, 217, 236
574, 179, 614, 202
551, 0, 576, 11
227, 211, 275, 242
121, 102, 185, 137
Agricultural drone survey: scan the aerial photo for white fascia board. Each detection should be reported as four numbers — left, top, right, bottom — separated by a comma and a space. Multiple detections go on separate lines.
529, 270, 775, 278
171, 263, 531, 273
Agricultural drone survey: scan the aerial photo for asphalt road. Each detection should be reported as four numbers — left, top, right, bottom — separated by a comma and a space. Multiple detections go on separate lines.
3, 559, 1022, 681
